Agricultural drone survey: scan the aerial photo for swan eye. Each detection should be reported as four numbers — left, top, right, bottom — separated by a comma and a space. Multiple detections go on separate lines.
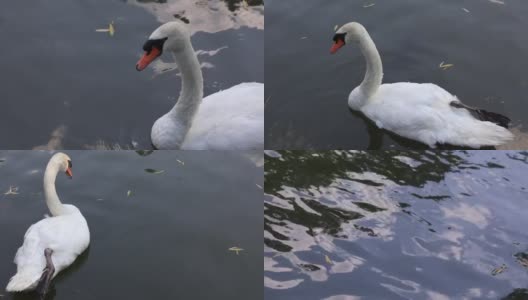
142, 37, 168, 55
332, 33, 346, 44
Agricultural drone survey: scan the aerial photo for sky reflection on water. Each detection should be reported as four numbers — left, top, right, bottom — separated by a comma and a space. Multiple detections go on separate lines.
264, 150, 528, 299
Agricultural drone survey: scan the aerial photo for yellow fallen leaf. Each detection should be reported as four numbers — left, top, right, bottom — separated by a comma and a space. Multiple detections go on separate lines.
325, 255, 333, 265
491, 264, 507, 276
109, 22, 115, 36
439, 62, 454, 70
96, 22, 115, 36
228, 247, 244, 255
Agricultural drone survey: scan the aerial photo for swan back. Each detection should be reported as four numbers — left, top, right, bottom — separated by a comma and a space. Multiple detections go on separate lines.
359, 83, 513, 147
7, 205, 90, 292
182, 82, 264, 150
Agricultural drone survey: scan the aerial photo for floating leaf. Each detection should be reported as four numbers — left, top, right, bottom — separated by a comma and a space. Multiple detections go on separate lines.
96, 22, 115, 36
439, 62, 454, 70
491, 264, 507, 276
96, 198, 104, 201
228, 247, 244, 255
136, 150, 154, 157
363, 3, 375, 8
176, 159, 185, 165
325, 255, 333, 265
109, 22, 115, 36
4, 186, 19, 195
145, 168, 165, 174
515, 252, 528, 268
127, 190, 132, 197
462, 8, 470, 13
256, 184, 263, 189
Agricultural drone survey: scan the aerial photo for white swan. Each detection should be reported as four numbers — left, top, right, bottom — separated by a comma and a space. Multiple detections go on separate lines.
136, 21, 264, 150
331, 22, 513, 148
6, 152, 90, 296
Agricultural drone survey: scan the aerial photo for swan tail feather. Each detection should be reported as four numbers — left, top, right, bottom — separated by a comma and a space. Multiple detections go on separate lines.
447, 122, 514, 148
450, 101, 511, 128
6, 271, 41, 292
473, 109, 510, 129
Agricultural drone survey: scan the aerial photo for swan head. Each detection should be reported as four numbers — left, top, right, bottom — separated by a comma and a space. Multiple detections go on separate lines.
331, 22, 367, 54
136, 21, 191, 71
50, 152, 73, 178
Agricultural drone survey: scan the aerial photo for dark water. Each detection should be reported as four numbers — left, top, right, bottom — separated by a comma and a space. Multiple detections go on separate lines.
265, 0, 528, 150
0, 0, 263, 149
0, 150, 263, 299
264, 150, 528, 299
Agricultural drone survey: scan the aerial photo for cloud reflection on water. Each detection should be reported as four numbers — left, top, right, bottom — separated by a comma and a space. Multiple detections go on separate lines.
264, 151, 528, 299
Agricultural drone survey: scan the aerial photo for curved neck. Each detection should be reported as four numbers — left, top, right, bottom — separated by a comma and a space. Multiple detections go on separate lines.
167, 43, 204, 146
358, 30, 383, 100
43, 161, 65, 216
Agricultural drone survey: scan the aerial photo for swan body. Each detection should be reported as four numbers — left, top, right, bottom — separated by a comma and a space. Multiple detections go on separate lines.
136, 21, 264, 150
332, 22, 513, 148
6, 153, 90, 293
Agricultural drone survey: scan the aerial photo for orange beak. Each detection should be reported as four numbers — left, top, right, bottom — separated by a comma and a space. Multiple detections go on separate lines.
136, 48, 161, 71
65, 167, 73, 179
330, 40, 345, 54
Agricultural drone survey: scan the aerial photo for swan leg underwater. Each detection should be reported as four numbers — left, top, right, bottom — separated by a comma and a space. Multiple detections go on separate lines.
5, 153, 90, 297
35, 248, 54, 296
330, 22, 513, 148
136, 21, 264, 150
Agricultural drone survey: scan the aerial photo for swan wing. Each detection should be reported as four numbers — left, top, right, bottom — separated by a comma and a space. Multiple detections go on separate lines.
182, 82, 264, 150
362, 83, 513, 147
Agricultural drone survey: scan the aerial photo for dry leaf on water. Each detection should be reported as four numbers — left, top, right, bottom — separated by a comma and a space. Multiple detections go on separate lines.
325, 255, 333, 265
228, 247, 244, 255
96, 22, 115, 36
145, 169, 165, 174
4, 186, 19, 195
491, 264, 507, 276
439, 62, 454, 70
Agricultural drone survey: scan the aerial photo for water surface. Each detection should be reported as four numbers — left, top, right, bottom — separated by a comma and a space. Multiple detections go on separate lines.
265, 0, 528, 149
265, 150, 528, 299
0, 150, 263, 299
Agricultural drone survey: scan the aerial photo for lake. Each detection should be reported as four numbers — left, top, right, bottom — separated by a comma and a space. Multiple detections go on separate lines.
265, 0, 528, 150
0, 0, 263, 149
0, 150, 263, 299
265, 150, 528, 299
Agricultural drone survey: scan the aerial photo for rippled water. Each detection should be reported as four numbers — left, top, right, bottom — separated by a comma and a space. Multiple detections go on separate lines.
0, 150, 263, 299
0, 0, 263, 149
264, 150, 528, 299
265, 0, 528, 149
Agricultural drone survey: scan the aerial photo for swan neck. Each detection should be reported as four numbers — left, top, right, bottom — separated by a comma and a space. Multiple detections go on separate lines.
168, 44, 203, 144
43, 160, 65, 216
358, 30, 383, 99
